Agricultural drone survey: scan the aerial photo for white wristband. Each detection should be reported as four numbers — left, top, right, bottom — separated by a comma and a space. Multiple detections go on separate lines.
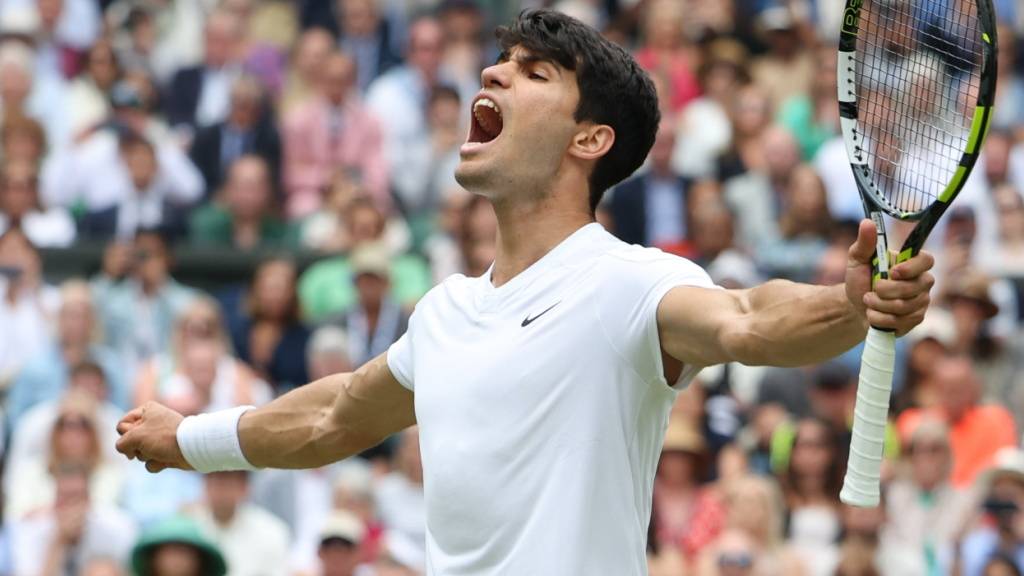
176, 406, 258, 473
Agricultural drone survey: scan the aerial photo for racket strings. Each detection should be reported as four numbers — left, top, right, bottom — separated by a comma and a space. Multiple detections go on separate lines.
854, 0, 982, 214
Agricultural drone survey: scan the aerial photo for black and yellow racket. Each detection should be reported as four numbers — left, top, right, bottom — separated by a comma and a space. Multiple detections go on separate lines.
837, 0, 998, 507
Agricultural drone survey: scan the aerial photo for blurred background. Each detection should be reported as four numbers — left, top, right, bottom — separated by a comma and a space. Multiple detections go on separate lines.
0, 0, 1021, 575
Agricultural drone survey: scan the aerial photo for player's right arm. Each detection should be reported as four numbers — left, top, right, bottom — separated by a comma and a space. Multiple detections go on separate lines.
115, 353, 415, 472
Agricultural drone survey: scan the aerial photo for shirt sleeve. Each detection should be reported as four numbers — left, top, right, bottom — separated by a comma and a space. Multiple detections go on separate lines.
386, 330, 414, 391
595, 247, 717, 389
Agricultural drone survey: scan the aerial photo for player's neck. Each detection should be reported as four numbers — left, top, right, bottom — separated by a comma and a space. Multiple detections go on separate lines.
489, 196, 593, 288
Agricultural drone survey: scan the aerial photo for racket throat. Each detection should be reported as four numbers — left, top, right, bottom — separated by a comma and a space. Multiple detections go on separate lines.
870, 212, 891, 281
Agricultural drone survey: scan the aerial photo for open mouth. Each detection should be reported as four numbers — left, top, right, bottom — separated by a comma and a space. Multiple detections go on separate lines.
468, 97, 503, 144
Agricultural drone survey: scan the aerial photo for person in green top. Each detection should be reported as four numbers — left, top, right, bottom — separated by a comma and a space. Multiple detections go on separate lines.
188, 156, 293, 251
131, 516, 227, 576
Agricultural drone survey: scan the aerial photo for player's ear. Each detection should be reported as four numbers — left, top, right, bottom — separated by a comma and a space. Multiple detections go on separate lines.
568, 124, 615, 162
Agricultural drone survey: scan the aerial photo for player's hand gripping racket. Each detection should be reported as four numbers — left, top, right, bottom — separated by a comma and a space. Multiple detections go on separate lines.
837, 0, 997, 507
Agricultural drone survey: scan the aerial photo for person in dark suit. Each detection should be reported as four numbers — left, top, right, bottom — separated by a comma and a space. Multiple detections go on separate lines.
164, 10, 245, 137
609, 122, 689, 248
300, 0, 402, 92
188, 76, 281, 200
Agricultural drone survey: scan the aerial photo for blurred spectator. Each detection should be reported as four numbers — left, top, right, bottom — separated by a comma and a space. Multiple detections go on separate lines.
884, 418, 975, 576
633, 0, 700, 115
671, 39, 749, 179
316, 511, 366, 576
8, 279, 127, 428
0, 158, 74, 247
897, 355, 1017, 488
282, 50, 389, 218
422, 186, 472, 284
897, 310, 957, 413
749, 7, 815, 112
456, 193, 497, 277
0, 226, 58, 387
189, 75, 282, 199
165, 10, 246, 138
360, 530, 423, 576
134, 296, 271, 413
610, 121, 688, 250
961, 448, 1024, 576
295, 169, 366, 253
334, 0, 402, 93
6, 465, 136, 576
225, 258, 310, 391
757, 164, 831, 281
7, 361, 123, 494
2, 113, 46, 165
0, 40, 68, 154
189, 155, 290, 251
392, 85, 462, 232
92, 229, 197, 377
776, 44, 838, 160
280, 27, 334, 113
718, 82, 774, 183
992, 26, 1024, 132
130, 516, 226, 576
66, 39, 120, 139
299, 198, 431, 322
4, 390, 124, 519
325, 242, 409, 368
374, 428, 425, 565
437, 0, 489, 99
980, 184, 1024, 277
651, 416, 724, 561
0, 0, 100, 68
778, 418, 843, 576
185, 472, 290, 576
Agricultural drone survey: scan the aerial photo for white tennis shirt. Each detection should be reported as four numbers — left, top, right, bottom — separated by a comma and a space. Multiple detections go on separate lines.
386, 223, 716, 575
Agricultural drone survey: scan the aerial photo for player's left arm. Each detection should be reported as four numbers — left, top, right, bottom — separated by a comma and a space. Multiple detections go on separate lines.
658, 220, 935, 368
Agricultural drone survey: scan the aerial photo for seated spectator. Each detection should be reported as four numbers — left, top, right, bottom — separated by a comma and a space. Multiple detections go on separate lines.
4, 390, 124, 519
652, 416, 724, 562
8, 278, 127, 429
374, 428, 425, 564
0, 158, 74, 247
189, 75, 282, 198
456, 193, 498, 277
1, 113, 47, 166
897, 355, 1017, 488
66, 39, 121, 139
189, 155, 290, 251
334, 0, 402, 93
324, 243, 409, 368
280, 27, 334, 113
307, 324, 354, 380
92, 229, 196, 377
633, 0, 700, 115
224, 258, 310, 391
135, 296, 271, 412
778, 418, 843, 576
360, 531, 423, 576
42, 81, 201, 216
296, 169, 367, 253
756, 165, 831, 282
317, 511, 366, 576
610, 122, 688, 249
184, 472, 290, 576
7, 362, 123, 490
299, 198, 431, 322
749, 7, 815, 112
885, 418, 975, 576
165, 10, 246, 139
0, 41, 68, 155
6, 465, 136, 576
130, 516, 226, 576
78, 132, 198, 240
962, 448, 1024, 576
776, 44, 838, 161
0, 227, 58, 387
282, 50, 388, 218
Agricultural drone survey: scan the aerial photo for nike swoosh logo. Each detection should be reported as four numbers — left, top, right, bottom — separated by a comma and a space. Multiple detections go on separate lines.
521, 302, 560, 327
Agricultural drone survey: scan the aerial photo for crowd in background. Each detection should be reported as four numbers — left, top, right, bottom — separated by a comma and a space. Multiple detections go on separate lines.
0, 0, 1023, 575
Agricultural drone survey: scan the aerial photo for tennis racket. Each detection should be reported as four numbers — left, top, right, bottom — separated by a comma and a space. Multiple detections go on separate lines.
837, 0, 998, 507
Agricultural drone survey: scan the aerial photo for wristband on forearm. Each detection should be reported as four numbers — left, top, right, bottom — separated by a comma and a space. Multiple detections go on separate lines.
176, 406, 259, 473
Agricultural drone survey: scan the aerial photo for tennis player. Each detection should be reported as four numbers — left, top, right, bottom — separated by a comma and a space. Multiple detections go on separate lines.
117, 10, 935, 574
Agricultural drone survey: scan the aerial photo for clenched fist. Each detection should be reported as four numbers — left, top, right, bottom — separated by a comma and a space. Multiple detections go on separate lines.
115, 402, 192, 473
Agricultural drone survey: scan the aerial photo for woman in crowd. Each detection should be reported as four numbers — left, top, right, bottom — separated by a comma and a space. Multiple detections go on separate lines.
0, 227, 59, 388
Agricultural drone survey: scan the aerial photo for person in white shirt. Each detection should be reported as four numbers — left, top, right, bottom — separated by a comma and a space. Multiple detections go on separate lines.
185, 471, 290, 576
0, 158, 75, 248
118, 10, 936, 576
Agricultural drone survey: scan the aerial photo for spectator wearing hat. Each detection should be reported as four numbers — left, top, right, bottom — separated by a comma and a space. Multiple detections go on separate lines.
7, 465, 136, 576
131, 516, 226, 576
749, 6, 815, 113
960, 448, 1024, 576
188, 155, 290, 251
324, 242, 408, 369
184, 472, 289, 576
0, 158, 74, 247
884, 418, 975, 576
317, 511, 366, 576
652, 416, 725, 563
897, 355, 1017, 488
188, 76, 282, 199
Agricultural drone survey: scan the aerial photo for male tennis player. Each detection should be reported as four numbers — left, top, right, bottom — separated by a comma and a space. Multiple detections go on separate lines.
117, 10, 935, 575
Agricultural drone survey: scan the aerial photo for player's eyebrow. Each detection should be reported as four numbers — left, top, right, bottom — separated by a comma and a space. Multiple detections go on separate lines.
495, 50, 564, 78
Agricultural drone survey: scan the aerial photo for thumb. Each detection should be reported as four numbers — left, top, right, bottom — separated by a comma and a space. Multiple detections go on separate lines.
848, 219, 877, 266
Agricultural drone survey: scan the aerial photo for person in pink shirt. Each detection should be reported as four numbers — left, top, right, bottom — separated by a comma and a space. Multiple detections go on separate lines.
282, 51, 388, 218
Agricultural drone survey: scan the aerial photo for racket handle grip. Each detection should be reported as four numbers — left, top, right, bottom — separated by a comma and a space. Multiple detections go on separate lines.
840, 327, 896, 508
